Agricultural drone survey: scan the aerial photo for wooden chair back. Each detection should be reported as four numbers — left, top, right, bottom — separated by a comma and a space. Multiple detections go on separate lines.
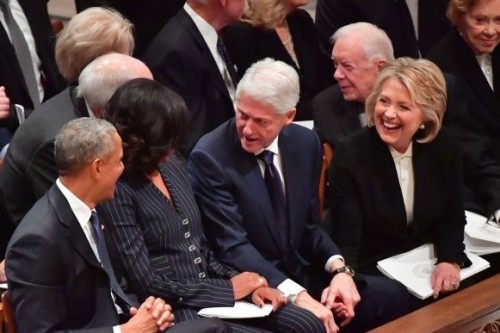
1, 292, 16, 333
319, 142, 334, 219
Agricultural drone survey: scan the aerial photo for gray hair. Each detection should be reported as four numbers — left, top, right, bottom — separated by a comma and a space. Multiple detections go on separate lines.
77, 53, 151, 112
331, 22, 395, 63
235, 58, 299, 115
55, 118, 117, 175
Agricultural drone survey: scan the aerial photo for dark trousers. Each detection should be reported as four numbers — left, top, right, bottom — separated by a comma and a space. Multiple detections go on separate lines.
166, 318, 232, 333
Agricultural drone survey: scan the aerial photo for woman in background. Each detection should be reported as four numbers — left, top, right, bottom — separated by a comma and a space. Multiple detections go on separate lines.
224, 0, 334, 120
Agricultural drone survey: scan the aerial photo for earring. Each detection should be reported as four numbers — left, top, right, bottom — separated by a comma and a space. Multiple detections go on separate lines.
419, 124, 425, 130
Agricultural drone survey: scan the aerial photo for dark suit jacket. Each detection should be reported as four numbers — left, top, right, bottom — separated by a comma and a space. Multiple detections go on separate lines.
312, 84, 364, 147
74, 0, 185, 57
0, 87, 89, 225
0, 0, 65, 132
315, 0, 451, 58
6, 186, 120, 333
98, 154, 237, 322
328, 127, 471, 273
142, 9, 234, 155
189, 119, 341, 290
223, 9, 334, 120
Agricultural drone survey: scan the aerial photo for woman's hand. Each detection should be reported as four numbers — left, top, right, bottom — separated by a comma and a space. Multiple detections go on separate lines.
251, 287, 286, 311
432, 262, 460, 298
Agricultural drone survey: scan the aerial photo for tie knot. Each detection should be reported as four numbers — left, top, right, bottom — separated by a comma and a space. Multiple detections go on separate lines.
258, 150, 274, 165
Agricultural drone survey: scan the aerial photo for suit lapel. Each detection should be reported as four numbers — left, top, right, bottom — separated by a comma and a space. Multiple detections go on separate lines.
177, 9, 231, 101
370, 130, 408, 232
48, 186, 102, 270
278, 127, 305, 244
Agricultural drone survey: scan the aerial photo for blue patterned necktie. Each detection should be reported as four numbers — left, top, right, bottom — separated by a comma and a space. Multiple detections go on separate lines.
258, 150, 288, 249
90, 211, 133, 311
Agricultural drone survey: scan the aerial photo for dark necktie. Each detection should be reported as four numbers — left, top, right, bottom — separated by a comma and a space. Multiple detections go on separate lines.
258, 150, 288, 249
216, 36, 239, 88
0, 0, 40, 107
90, 211, 133, 312
393, 0, 420, 58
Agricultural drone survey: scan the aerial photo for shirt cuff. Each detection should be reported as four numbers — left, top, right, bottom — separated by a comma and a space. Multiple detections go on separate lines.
277, 278, 306, 295
325, 255, 344, 273
113, 325, 122, 333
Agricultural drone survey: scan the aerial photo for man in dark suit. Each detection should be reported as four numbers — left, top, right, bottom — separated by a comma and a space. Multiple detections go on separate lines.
313, 23, 393, 148
0, 0, 65, 139
74, 0, 185, 57
315, 0, 450, 58
6, 117, 230, 333
143, 0, 244, 155
0, 7, 137, 226
189, 58, 417, 333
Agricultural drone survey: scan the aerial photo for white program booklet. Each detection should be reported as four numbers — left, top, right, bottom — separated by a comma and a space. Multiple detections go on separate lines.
464, 211, 500, 255
198, 301, 273, 319
377, 244, 490, 299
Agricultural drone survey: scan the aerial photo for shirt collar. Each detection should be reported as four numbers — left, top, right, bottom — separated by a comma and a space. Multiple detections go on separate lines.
389, 142, 413, 160
254, 136, 280, 157
56, 178, 93, 230
184, 2, 218, 54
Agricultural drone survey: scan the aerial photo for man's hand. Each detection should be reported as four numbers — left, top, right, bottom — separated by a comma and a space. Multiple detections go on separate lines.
230, 272, 267, 299
251, 287, 286, 311
0, 260, 6, 282
321, 273, 360, 327
0, 86, 10, 120
432, 262, 460, 298
295, 291, 339, 333
121, 296, 175, 333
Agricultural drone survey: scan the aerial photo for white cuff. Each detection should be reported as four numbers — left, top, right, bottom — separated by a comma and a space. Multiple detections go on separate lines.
325, 255, 344, 273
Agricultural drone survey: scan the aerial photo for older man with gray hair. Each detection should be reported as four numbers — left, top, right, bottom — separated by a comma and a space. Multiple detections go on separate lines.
313, 22, 394, 148
6, 117, 231, 333
189, 58, 416, 333
0, 53, 153, 226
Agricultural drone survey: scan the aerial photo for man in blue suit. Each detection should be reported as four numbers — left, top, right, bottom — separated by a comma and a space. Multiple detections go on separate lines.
189, 58, 417, 333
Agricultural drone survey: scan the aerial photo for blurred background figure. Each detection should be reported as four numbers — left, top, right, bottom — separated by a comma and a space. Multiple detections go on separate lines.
143, 0, 245, 155
74, 0, 185, 57
0, 0, 66, 144
224, 0, 334, 120
315, 0, 450, 58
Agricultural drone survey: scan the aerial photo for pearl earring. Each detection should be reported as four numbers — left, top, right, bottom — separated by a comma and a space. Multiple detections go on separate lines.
419, 124, 425, 130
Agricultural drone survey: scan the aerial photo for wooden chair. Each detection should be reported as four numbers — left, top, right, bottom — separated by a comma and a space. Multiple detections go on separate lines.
318, 142, 334, 219
1, 292, 16, 333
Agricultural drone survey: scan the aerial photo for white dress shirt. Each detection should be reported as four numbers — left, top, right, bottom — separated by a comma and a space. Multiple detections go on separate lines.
389, 143, 415, 224
477, 53, 494, 90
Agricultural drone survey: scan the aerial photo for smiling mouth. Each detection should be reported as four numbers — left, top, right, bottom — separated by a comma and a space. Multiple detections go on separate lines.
383, 121, 401, 130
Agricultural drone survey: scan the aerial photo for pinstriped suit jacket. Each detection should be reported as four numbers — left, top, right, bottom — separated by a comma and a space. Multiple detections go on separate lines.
98, 154, 237, 322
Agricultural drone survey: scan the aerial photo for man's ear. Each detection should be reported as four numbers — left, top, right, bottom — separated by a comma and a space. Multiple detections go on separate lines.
284, 108, 296, 126
90, 159, 102, 179
376, 59, 387, 71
